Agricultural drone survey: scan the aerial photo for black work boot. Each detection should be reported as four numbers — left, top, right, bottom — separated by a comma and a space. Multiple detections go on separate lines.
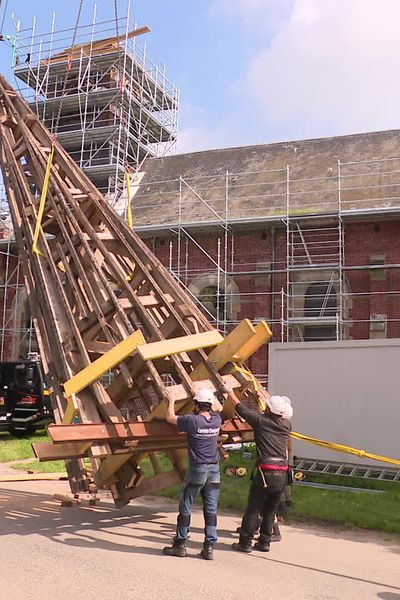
254, 535, 270, 552
232, 536, 252, 553
162, 539, 187, 557
271, 522, 282, 542
200, 541, 214, 560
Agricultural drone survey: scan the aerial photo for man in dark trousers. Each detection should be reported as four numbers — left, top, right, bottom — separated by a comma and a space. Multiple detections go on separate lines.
221, 384, 293, 553
162, 388, 222, 560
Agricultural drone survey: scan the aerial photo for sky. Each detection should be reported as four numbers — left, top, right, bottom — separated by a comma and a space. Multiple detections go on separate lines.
1, 0, 400, 153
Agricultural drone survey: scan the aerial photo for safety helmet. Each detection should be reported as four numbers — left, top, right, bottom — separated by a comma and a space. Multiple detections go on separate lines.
194, 388, 216, 406
266, 395, 293, 420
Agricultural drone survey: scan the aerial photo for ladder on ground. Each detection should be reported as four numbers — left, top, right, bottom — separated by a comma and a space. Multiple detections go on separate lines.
293, 456, 400, 483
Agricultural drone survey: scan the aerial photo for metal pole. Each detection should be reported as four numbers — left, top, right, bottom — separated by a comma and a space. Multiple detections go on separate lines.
216, 237, 221, 330
177, 176, 182, 280
338, 158, 344, 340
223, 169, 229, 334
286, 164, 290, 341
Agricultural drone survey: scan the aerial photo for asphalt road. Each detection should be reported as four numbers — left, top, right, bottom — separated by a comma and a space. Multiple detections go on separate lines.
0, 480, 399, 600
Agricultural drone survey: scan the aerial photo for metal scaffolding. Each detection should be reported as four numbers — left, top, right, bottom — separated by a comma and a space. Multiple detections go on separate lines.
130, 155, 400, 356
11, 7, 179, 202
0, 5, 179, 361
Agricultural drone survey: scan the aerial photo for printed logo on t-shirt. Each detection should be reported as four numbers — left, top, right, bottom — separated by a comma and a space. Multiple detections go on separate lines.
196, 427, 220, 436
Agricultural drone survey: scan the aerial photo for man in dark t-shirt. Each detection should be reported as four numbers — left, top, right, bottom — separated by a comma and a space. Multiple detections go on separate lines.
162, 388, 222, 560
221, 383, 293, 554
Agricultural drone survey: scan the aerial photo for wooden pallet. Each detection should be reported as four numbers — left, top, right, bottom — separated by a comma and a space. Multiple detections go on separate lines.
0, 75, 270, 507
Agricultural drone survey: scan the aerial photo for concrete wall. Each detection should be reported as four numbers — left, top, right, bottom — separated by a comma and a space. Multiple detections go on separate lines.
268, 339, 400, 465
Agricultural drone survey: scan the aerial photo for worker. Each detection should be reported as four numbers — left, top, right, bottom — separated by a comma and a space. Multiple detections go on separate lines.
162, 388, 222, 560
220, 383, 293, 553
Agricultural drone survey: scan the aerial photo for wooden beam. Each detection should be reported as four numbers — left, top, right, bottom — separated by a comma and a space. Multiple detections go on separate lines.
234, 321, 273, 363
63, 330, 145, 397
47, 26, 151, 64
32, 441, 92, 461
191, 319, 256, 381
48, 418, 252, 444
62, 393, 79, 424
95, 454, 134, 485
137, 330, 223, 361
126, 471, 181, 499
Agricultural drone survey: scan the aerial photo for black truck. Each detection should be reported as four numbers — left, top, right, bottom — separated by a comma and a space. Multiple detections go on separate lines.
0, 360, 53, 435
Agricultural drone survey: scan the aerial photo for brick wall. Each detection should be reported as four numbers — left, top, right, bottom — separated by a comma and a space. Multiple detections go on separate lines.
146, 217, 400, 375
1, 218, 399, 370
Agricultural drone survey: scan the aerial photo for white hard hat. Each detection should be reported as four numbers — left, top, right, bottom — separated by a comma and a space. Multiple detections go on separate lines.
194, 388, 216, 406
266, 395, 293, 420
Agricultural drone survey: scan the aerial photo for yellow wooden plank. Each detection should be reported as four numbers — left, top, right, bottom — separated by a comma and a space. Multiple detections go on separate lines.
62, 393, 79, 424
234, 321, 272, 363
96, 453, 134, 485
63, 330, 145, 397
137, 330, 223, 361
191, 319, 256, 381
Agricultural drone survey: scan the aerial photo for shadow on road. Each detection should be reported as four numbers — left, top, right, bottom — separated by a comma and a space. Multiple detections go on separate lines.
1, 482, 400, 586
0, 486, 179, 557
377, 594, 400, 599
238, 551, 400, 593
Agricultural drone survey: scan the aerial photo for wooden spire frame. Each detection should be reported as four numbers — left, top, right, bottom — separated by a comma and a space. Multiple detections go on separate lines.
0, 75, 271, 506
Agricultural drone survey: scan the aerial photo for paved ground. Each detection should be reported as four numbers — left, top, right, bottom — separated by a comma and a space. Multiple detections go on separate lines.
0, 479, 399, 600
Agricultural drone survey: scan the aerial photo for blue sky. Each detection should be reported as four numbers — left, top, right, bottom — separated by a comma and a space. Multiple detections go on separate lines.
1, 0, 400, 153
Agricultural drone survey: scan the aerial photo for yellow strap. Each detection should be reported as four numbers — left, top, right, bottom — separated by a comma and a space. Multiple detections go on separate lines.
291, 431, 400, 467
230, 364, 262, 397
125, 170, 134, 229
32, 144, 55, 255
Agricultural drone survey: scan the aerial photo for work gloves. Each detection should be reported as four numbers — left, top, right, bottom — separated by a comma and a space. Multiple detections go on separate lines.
220, 383, 233, 394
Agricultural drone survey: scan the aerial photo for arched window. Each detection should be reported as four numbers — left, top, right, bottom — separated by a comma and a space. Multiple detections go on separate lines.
304, 282, 337, 318
303, 282, 337, 341
188, 274, 241, 325
197, 284, 226, 322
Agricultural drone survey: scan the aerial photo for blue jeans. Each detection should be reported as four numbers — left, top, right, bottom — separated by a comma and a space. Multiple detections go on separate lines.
175, 463, 220, 544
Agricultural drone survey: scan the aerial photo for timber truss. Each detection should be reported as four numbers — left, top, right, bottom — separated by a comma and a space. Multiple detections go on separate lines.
0, 75, 270, 506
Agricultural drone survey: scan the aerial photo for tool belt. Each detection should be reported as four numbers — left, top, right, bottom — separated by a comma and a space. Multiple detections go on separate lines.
258, 456, 288, 471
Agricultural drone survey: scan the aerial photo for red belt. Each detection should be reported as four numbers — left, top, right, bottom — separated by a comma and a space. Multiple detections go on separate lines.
259, 464, 288, 471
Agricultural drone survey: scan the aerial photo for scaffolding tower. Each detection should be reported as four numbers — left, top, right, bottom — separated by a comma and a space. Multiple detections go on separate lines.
0, 8, 179, 361
12, 10, 179, 202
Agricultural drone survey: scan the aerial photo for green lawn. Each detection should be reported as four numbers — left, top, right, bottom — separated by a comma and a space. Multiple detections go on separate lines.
10, 459, 66, 473
154, 446, 400, 535
0, 430, 48, 463
3, 433, 400, 535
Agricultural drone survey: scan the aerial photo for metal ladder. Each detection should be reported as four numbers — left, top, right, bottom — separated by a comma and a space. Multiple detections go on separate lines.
293, 456, 400, 483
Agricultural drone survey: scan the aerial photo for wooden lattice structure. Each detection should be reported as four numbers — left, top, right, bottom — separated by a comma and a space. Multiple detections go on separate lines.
0, 75, 271, 506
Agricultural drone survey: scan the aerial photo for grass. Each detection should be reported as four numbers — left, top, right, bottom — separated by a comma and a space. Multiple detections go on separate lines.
0, 430, 48, 463
2, 433, 400, 535
151, 445, 400, 535
10, 459, 66, 473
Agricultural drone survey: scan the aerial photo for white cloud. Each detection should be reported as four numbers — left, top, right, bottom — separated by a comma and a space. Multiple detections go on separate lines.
210, 0, 293, 31
245, 0, 400, 137
176, 125, 235, 154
